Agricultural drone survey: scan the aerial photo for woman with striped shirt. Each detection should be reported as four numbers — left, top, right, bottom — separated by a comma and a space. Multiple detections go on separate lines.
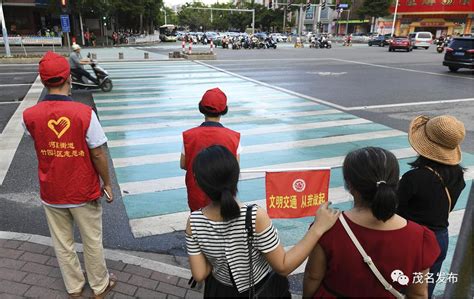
185, 145, 340, 297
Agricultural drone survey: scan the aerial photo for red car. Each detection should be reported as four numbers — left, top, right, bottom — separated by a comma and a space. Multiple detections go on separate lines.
389, 37, 413, 52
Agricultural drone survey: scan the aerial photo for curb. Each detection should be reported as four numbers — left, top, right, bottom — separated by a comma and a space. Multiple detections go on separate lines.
0, 231, 191, 279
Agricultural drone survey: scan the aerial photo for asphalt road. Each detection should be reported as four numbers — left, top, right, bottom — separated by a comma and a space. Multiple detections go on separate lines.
155, 44, 474, 153
0, 45, 472, 295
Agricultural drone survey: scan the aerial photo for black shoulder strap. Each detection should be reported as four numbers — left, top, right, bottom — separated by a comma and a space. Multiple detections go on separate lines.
246, 204, 255, 238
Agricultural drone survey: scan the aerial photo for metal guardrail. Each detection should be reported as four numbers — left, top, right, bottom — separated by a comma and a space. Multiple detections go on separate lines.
0, 36, 62, 46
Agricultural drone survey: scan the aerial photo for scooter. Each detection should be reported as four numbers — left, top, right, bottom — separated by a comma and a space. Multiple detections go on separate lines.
436, 39, 447, 53
319, 39, 332, 49
264, 38, 277, 49
71, 56, 113, 92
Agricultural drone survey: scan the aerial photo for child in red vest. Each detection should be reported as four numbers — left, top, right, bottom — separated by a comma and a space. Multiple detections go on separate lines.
181, 88, 241, 211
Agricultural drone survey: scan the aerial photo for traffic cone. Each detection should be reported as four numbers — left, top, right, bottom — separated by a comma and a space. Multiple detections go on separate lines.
210, 39, 214, 53
182, 40, 185, 52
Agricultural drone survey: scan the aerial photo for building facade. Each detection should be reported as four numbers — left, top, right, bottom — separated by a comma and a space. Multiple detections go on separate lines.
389, 0, 473, 37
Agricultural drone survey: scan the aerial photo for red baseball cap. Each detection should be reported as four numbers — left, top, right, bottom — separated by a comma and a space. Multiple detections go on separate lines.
38, 51, 70, 87
199, 88, 228, 114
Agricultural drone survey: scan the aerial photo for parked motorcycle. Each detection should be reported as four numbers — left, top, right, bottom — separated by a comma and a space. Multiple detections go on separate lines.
265, 38, 277, 49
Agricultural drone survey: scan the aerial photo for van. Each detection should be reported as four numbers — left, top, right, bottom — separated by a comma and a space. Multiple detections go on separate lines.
409, 32, 433, 49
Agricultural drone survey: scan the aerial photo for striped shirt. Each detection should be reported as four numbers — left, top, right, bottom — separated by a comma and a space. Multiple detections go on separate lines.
186, 205, 280, 293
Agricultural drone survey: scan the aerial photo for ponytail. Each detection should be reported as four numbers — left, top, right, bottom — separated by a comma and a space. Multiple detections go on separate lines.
371, 183, 398, 222
220, 189, 240, 221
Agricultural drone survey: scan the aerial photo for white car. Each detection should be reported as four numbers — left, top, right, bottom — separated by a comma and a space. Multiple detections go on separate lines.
270, 33, 288, 42
409, 32, 433, 49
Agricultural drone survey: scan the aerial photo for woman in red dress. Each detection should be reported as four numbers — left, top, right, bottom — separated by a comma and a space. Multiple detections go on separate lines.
303, 147, 440, 298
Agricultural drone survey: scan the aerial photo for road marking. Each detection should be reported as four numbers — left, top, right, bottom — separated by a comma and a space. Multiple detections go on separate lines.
0, 231, 191, 279
97, 100, 318, 113
119, 147, 416, 195
113, 130, 404, 168
102, 108, 342, 133
195, 61, 348, 111
107, 118, 371, 147
330, 58, 474, 81
0, 83, 36, 87
345, 98, 474, 111
0, 101, 21, 105
0, 77, 42, 185
129, 186, 352, 237
94, 92, 293, 104
0, 72, 37, 75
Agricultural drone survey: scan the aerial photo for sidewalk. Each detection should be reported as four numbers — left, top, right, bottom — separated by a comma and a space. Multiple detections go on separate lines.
0, 234, 203, 298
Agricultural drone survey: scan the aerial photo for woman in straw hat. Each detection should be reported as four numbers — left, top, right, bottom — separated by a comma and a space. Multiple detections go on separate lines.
398, 115, 466, 297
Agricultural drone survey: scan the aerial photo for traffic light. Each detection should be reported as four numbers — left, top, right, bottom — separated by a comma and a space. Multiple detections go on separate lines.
306, 0, 311, 10
60, 0, 69, 13
321, 0, 326, 9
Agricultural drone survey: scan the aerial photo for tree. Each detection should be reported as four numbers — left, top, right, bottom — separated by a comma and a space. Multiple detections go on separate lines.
357, 0, 391, 32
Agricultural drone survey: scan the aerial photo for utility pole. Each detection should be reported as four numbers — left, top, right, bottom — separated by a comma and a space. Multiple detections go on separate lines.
1, 0, 12, 57
391, 0, 399, 37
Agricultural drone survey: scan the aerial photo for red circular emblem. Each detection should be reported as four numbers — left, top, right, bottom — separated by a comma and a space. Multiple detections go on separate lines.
293, 179, 306, 192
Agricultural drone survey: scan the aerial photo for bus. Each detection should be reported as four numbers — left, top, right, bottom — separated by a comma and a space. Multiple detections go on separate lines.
159, 24, 177, 42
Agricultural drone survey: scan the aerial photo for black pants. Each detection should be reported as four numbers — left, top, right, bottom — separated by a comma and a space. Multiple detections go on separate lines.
71, 68, 98, 85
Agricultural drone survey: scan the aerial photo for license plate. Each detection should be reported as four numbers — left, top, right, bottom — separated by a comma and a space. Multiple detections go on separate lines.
454, 52, 464, 56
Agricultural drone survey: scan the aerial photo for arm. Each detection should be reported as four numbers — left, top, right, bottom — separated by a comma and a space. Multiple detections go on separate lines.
303, 244, 326, 298
90, 146, 113, 202
186, 217, 212, 282
406, 269, 429, 299
180, 153, 186, 170
259, 202, 339, 276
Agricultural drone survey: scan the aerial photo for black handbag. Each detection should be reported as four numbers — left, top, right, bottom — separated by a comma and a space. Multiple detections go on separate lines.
245, 205, 291, 299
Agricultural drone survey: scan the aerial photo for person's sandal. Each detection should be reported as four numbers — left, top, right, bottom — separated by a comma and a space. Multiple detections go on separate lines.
94, 273, 117, 299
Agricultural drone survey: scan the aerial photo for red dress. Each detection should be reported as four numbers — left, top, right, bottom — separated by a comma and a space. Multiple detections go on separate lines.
313, 213, 440, 298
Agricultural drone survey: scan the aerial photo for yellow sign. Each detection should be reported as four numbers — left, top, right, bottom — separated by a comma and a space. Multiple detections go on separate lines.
47, 117, 71, 139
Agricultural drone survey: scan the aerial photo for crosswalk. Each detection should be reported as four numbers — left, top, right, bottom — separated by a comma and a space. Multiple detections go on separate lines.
94, 60, 473, 296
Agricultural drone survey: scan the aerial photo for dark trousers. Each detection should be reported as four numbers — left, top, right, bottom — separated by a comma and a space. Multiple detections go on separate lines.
71, 68, 98, 85
429, 228, 448, 298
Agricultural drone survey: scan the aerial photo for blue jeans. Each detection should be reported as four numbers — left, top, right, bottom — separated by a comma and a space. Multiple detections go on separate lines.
428, 228, 448, 298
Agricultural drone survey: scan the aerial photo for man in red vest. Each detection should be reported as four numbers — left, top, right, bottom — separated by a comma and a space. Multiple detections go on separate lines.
180, 88, 241, 211
22, 52, 116, 298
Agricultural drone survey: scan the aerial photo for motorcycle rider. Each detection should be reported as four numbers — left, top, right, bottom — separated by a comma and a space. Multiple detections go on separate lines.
69, 44, 99, 85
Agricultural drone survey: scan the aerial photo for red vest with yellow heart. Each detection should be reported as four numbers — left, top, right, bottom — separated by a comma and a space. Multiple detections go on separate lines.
23, 100, 101, 205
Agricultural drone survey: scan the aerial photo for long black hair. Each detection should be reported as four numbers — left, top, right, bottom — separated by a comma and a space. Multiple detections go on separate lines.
193, 145, 240, 221
409, 156, 465, 190
343, 147, 400, 222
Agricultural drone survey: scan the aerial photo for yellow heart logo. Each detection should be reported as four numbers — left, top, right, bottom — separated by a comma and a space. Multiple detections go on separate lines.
47, 117, 71, 139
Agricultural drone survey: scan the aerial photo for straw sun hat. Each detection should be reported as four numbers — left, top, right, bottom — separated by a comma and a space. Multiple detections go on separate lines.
408, 115, 465, 165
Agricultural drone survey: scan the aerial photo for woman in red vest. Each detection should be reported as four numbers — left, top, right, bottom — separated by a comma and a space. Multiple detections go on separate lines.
180, 88, 241, 212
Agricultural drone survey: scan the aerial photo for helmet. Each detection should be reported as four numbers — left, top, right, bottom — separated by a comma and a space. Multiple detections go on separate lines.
72, 44, 81, 51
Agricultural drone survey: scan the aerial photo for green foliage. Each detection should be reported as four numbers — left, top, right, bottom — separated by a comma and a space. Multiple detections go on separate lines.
177, 2, 284, 32
357, 0, 391, 19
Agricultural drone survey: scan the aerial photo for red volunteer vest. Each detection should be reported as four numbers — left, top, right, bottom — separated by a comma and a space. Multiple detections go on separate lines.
183, 122, 240, 211
23, 96, 101, 205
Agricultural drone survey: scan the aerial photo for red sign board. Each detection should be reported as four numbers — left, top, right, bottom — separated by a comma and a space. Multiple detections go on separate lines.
265, 170, 330, 219
390, 0, 474, 14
